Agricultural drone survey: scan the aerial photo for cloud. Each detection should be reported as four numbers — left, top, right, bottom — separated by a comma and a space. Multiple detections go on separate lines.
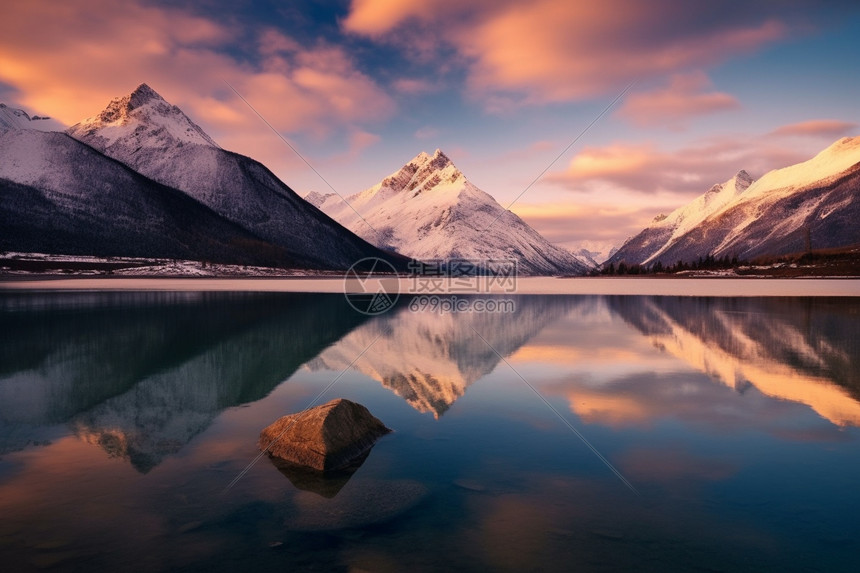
770, 119, 859, 138
616, 71, 740, 128
344, 0, 790, 108
549, 133, 817, 195
513, 202, 679, 249
0, 0, 395, 178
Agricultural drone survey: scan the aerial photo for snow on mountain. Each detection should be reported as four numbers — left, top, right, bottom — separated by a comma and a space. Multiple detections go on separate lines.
0, 103, 64, 132
567, 248, 598, 269
67, 84, 408, 271
609, 136, 860, 266
609, 170, 753, 266
0, 129, 293, 265
68, 83, 218, 148
319, 149, 591, 275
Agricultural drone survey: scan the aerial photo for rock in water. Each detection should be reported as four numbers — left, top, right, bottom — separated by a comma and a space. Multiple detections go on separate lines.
258, 399, 391, 471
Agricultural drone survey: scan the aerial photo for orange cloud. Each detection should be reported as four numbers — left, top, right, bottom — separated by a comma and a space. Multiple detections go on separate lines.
616, 71, 740, 128
343, 0, 443, 36
345, 0, 787, 107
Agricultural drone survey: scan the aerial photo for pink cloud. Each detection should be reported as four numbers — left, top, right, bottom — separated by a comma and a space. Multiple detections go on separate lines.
549, 134, 814, 195
616, 72, 740, 128
770, 119, 859, 138
344, 0, 787, 108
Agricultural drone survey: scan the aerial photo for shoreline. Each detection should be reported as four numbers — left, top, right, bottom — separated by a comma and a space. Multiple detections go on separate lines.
1, 276, 858, 297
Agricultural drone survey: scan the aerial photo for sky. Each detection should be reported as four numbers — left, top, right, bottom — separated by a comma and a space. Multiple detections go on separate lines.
2, 0, 859, 255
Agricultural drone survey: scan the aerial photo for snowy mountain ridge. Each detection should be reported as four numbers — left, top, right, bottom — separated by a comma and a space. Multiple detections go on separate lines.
319, 149, 592, 275
0, 103, 64, 132
609, 136, 860, 266
639, 170, 754, 264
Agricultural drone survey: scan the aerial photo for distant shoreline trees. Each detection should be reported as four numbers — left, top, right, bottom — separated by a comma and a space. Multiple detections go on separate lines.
596, 253, 742, 275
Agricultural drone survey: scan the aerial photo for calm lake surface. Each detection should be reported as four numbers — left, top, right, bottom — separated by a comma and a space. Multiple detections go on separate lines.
1, 290, 859, 571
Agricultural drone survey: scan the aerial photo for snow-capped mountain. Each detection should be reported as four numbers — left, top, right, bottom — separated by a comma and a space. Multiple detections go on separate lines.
0, 103, 64, 132
0, 128, 294, 265
318, 149, 592, 275
67, 84, 408, 271
609, 137, 860, 266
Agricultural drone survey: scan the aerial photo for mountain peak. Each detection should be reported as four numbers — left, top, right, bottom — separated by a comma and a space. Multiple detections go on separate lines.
732, 169, 754, 193
376, 149, 463, 195
735, 169, 752, 182
94, 83, 167, 124
128, 83, 164, 108
68, 83, 218, 148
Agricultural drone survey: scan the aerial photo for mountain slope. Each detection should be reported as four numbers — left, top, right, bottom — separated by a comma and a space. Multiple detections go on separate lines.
610, 137, 860, 266
609, 171, 753, 265
67, 84, 408, 271
318, 149, 591, 275
0, 129, 293, 265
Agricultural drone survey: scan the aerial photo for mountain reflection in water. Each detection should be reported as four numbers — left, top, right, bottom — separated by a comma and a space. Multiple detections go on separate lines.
1, 292, 858, 474
1, 290, 859, 572
0, 291, 368, 469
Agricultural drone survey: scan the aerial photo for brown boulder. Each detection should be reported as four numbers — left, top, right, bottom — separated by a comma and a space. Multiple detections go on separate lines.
258, 398, 391, 471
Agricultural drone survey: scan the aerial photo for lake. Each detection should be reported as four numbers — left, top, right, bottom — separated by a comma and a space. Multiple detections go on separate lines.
1, 289, 859, 571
